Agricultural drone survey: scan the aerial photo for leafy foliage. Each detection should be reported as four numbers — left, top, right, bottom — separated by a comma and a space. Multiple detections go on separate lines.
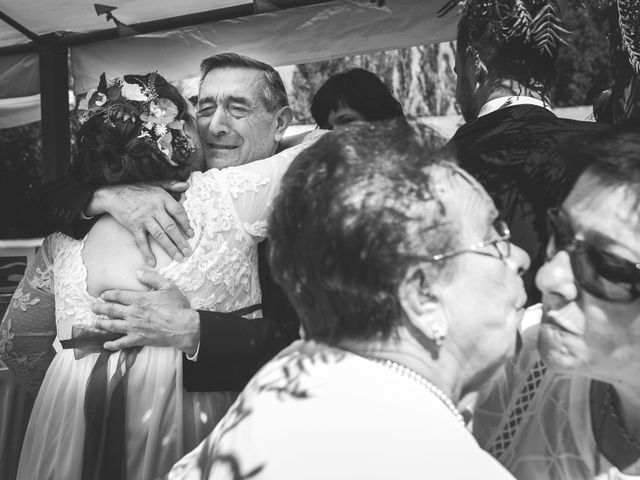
508, 0, 533, 40
551, 7, 612, 107
617, 0, 640, 74
289, 43, 458, 124
0, 123, 43, 238
529, 1, 571, 55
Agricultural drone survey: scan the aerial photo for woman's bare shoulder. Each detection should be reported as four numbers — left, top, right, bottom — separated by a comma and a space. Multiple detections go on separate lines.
82, 215, 172, 297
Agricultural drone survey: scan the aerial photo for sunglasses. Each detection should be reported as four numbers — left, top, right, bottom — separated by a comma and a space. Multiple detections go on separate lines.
546, 208, 640, 302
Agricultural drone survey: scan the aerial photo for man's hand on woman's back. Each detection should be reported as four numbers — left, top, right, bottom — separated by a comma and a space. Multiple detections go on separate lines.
87, 181, 193, 266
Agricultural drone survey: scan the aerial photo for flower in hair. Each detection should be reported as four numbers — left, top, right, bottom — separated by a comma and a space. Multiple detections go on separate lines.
121, 80, 149, 102
141, 98, 182, 130
77, 88, 107, 111
75, 72, 196, 167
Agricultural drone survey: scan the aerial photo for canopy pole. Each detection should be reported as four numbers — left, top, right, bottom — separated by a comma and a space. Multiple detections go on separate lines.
39, 43, 70, 181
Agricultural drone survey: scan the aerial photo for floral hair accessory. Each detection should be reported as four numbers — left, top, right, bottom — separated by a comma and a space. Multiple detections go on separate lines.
75, 72, 195, 166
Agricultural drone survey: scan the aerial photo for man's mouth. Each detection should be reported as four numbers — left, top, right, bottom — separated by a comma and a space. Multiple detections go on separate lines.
208, 144, 238, 150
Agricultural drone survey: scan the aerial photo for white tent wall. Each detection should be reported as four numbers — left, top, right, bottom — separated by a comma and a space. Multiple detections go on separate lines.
0, 94, 40, 128
0, 53, 39, 98
71, 0, 458, 93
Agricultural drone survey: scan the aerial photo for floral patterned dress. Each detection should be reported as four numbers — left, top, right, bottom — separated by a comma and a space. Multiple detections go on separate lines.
0, 137, 318, 480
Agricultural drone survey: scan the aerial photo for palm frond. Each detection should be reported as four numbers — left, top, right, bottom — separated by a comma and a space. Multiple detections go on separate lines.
506, 0, 533, 39
617, 0, 640, 74
529, 0, 571, 55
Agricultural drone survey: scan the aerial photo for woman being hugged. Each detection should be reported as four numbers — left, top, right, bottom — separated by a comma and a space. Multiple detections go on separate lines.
0, 72, 317, 480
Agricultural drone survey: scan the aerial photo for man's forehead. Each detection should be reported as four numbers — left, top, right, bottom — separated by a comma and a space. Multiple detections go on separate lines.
200, 67, 266, 101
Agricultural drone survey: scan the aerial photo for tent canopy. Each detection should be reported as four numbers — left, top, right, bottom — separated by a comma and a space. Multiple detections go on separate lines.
0, 0, 458, 177
0, 0, 458, 96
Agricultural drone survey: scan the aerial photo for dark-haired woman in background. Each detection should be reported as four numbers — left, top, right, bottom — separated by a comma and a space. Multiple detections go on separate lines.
310, 68, 405, 129
0, 72, 319, 480
310, 68, 446, 151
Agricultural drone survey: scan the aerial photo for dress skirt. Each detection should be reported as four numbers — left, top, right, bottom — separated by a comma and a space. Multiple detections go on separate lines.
17, 346, 236, 480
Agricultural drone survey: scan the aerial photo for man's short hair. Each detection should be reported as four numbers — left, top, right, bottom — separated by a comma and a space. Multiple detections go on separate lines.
199, 52, 289, 112
268, 119, 460, 344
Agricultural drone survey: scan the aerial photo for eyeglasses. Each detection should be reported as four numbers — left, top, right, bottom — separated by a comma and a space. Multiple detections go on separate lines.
411, 220, 512, 264
546, 208, 640, 303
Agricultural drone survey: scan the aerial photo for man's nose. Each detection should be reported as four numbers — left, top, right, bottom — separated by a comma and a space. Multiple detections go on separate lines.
507, 243, 531, 276
208, 107, 230, 136
535, 250, 578, 301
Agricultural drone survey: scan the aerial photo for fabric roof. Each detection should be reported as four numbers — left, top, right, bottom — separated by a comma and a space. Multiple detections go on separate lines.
0, 0, 458, 95
0, 0, 248, 48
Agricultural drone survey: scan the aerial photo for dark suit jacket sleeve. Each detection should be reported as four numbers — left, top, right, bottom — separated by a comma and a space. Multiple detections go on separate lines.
183, 240, 300, 392
25, 175, 97, 238
182, 308, 299, 392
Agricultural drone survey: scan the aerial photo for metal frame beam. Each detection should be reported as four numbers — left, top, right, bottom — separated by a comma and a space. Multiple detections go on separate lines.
39, 43, 70, 181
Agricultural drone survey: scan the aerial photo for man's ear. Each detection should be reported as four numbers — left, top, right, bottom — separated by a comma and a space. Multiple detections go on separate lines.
273, 106, 293, 142
475, 61, 488, 88
398, 266, 444, 344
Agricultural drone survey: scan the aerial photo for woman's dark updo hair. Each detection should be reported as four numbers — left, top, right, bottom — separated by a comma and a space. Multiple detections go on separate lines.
71, 73, 199, 186
311, 68, 405, 129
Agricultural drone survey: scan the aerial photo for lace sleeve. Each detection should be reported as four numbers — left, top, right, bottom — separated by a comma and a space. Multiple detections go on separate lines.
223, 130, 326, 239
0, 236, 57, 393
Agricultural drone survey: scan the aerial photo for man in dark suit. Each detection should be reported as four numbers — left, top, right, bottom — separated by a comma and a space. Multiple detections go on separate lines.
26, 53, 299, 391
447, 4, 610, 304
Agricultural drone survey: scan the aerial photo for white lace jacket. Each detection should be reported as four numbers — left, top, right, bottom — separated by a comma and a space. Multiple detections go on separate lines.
0, 133, 323, 393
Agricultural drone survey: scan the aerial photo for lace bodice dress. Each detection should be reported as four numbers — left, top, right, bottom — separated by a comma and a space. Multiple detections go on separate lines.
0, 137, 318, 480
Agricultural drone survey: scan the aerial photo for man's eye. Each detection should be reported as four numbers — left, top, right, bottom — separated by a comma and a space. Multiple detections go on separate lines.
229, 105, 250, 117
197, 106, 215, 117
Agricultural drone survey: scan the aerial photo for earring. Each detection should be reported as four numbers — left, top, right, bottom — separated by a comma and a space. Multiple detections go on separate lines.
429, 321, 447, 347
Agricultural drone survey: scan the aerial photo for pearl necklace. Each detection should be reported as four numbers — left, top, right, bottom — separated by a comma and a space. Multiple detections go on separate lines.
371, 357, 465, 426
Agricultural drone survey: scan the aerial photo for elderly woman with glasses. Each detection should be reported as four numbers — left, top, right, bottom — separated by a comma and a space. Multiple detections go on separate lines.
473, 125, 640, 479
167, 120, 529, 479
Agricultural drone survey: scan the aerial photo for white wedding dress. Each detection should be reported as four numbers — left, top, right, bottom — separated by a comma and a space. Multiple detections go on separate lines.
0, 137, 318, 480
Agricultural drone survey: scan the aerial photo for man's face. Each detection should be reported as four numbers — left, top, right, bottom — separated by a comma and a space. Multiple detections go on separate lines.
431, 168, 529, 388
197, 67, 282, 169
536, 172, 640, 382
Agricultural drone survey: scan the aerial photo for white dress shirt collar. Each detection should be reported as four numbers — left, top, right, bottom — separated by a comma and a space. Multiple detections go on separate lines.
477, 95, 554, 118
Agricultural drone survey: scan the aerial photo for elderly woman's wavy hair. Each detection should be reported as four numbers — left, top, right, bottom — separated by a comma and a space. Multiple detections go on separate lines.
71, 73, 199, 186
268, 119, 461, 344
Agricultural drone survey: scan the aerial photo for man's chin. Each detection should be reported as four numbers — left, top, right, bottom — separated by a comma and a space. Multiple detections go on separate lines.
205, 151, 242, 169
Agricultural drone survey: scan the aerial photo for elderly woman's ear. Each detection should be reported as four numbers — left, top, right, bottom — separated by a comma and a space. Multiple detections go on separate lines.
398, 265, 448, 349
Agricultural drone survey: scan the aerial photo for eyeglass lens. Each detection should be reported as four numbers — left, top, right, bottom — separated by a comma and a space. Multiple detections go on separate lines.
493, 220, 511, 259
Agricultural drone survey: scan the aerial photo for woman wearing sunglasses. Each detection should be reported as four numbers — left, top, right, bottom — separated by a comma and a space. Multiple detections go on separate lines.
473, 124, 640, 479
